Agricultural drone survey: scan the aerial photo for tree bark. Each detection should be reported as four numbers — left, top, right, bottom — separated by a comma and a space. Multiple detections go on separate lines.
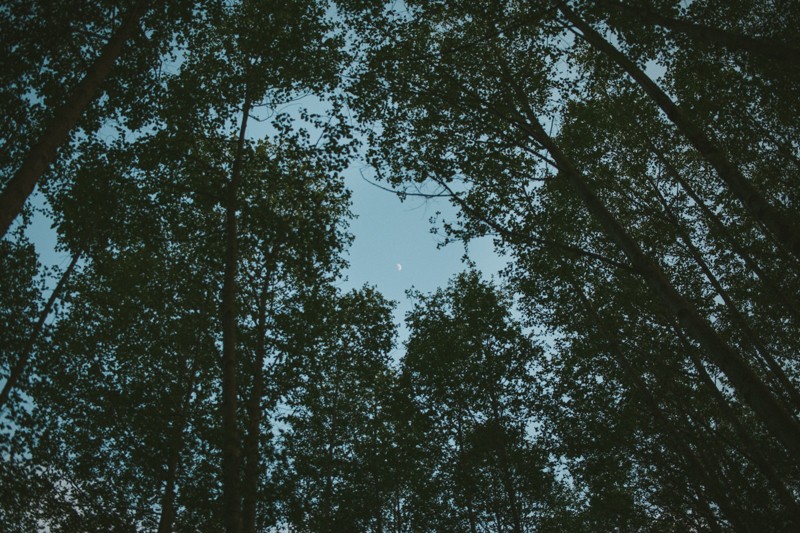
0, 250, 81, 409
221, 91, 252, 533
241, 278, 271, 533
557, 1, 800, 264
0, 0, 153, 238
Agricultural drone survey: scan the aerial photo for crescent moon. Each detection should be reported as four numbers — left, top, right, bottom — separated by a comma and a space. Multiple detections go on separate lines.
396, 263, 403, 271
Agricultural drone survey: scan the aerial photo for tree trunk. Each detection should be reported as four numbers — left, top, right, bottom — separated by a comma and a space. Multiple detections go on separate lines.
595, 0, 800, 67
456, 416, 478, 533
157, 442, 180, 533
557, 1, 800, 263
322, 339, 344, 532
680, 336, 800, 523
645, 172, 800, 412
488, 396, 521, 533
639, 133, 800, 322
568, 272, 747, 530
241, 279, 271, 533
0, 250, 81, 409
221, 91, 252, 533
157, 354, 200, 533
0, 0, 154, 238
501, 90, 800, 460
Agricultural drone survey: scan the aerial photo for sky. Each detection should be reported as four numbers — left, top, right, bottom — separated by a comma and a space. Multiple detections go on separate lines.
339, 165, 509, 350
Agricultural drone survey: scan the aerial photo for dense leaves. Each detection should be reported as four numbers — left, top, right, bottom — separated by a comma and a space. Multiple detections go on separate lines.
2, 0, 800, 531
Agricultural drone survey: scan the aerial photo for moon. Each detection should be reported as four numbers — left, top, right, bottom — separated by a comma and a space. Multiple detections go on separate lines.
396, 263, 403, 272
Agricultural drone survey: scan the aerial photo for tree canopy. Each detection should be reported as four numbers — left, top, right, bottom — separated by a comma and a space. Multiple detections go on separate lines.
2, 0, 800, 531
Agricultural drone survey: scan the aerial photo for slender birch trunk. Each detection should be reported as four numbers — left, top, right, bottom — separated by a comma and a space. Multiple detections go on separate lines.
569, 273, 751, 530
556, 2, 800, 263
640, 134, 800, 322
241, 279, 270, 533
485, 65, 800, 457
157, 354, 200, 533
645, 173, 800, 411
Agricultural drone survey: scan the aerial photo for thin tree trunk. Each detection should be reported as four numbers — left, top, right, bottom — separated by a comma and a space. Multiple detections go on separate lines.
487, 396, 521, 533
241, 279, 271, 533
372, 397, 384, 533
0, 250, 81, 409
221, 91, 252, 533
0, 0, 153, 238
493, 81, 800, 458
694, 488, 725, 533
679, 335, 800, 522
594, 0, 800, 67
322, 347, 342, 532
495, 435, 522, 533
456, 416, 478, 533
157, 354, 201, 533
748, 119, 800, 173
156, 444, 180, 533
568, 272, 748, 531
645, 173, 800, 412
557, 1, 800, 263
639, 133, 800, 323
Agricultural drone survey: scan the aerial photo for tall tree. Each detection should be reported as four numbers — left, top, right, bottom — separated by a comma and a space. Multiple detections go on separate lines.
402, 272, 556, 531
159, 1, 345, 528
0, 0, 193, 237
343, 0, 800, 526
275, 286, 396, 532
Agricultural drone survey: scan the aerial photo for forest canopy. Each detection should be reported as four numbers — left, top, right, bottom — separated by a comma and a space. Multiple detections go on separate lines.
2, 0, 800, 531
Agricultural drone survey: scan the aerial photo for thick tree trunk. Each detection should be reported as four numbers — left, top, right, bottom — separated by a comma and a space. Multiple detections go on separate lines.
0, 0, 153, 238
557, 2, 800, 263
221, 92, 252, 533
595, 0, 800, 67
241, 281, 270, 533
0, 250, 81, 409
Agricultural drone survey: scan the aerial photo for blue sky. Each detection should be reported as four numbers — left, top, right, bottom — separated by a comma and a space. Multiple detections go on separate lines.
340, 163, 508, 351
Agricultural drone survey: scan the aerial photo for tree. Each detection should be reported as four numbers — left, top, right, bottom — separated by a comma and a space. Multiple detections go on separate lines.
0, 0, 196, 237
275, 286, 396, 532
402, 272, 557, 531
343, 0, 800, 527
